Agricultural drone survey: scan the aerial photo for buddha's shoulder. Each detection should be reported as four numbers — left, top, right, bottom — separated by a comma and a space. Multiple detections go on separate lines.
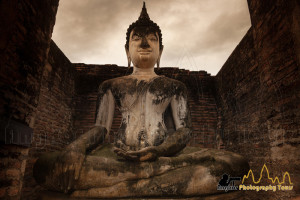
98, 76, 136, 90
99, 75, 187, 91
147, 76, 187, 97
156, 76, 185, 85
154, 76, 187, 90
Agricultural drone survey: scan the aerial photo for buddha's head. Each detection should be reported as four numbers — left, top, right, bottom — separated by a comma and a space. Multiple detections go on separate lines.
125, 2, 163, 69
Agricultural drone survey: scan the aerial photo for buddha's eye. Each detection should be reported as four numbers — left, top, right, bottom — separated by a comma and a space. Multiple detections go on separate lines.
147, 34, 157, 41
132, 35, 141, 41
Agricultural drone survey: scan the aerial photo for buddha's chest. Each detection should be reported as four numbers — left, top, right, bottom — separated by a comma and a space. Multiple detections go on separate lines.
119, 92, 171, 114
111, 80, 174, 112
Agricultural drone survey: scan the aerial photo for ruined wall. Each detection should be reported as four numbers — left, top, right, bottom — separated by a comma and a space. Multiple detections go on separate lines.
0, 0, 59, 126
0, 145, 29, 200
215, 0, 300, 199
0, 0, 59, 199
30, 41, 75, 152
73, 64, 218, 148
21, 41, 75, 198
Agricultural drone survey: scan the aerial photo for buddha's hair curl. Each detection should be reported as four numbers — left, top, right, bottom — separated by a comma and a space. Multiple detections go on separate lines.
125, 2, 163, 50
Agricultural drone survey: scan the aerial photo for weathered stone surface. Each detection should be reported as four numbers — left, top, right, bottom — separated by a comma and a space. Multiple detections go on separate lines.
34, 144, 249, 198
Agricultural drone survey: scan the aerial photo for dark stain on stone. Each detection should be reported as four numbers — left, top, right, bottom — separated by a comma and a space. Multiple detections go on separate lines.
153, 122, 167, 146
137, 129, 149, 148
114, 123, 127, 146
163, 104, 176, 132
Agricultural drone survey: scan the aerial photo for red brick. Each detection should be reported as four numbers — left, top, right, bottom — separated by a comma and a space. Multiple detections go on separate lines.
0, 171, 5, 180
0, 187, 7, 198
7, 186, 19, 196
6, 169, 20, 179
12, 161, 21, 169
20, 148, 29, 156
11, 180, 19, 186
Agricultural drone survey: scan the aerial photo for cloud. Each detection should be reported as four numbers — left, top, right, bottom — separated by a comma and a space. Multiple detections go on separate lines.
193, 3, 251, 53
52, 0, 251, 75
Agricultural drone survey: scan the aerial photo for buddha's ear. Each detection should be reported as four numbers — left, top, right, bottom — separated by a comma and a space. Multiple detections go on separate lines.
157, 45, 164, 69
125, 46, 131, 68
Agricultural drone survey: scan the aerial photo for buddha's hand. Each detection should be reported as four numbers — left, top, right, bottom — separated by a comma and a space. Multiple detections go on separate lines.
53, 143, 86, 193
114, 146, 159, 162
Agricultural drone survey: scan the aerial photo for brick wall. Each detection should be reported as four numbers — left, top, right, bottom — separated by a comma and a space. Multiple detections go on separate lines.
215, 0, 300, 199
31, 41, 75, 152
73, 64, 218, 148
0, 0, 58, 126
21, 41, 75, 199
0, 145, 28, 200
0, 0, 59, 199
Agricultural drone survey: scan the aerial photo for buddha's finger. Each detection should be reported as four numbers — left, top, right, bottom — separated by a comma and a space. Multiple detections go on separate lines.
52, 163, 59, 188
140, 153, 154, 161
116, 151, 127, 158
113, 147, 124, 153
65, 165, 73, 192
118, 151, 138, 160
127, 149, 148, 157
59, 163, 65, 191
68, 165, 75, 191
75, 156, 84, 180
124, 152, 139, 160
63, 167, 71, 193
63, 168, 68, 192
115, 149, 127, 156
128, 150, 147, 156
118, 149, 141, 160
59, 163, 67, 192
126, 150, 138, 155
63, 164, 68, 173
74, 166, 79, 180
59, 165, 65, 191
113, 148, 120, 153
114, 148, 128, 156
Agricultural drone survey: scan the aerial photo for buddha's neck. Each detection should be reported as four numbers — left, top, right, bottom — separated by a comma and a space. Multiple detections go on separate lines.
131, 67, 157, 80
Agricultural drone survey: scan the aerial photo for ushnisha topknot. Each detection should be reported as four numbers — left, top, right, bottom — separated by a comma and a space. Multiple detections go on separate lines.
125, 2, 163, 50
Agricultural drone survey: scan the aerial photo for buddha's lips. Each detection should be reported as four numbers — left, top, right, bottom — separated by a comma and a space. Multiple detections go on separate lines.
138, 49, 152, 53
138, 51, 152, 55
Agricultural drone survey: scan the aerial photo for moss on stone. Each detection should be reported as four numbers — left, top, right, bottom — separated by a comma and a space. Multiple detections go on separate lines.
90, 144, 121, 160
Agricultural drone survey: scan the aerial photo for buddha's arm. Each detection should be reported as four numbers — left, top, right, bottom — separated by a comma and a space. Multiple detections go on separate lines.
156, 87, 192, 157
68, 87, 115, 152
54, 83, 115, 193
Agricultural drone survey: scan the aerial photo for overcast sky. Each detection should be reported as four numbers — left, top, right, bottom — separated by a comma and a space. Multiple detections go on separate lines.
52, 0, 251, 75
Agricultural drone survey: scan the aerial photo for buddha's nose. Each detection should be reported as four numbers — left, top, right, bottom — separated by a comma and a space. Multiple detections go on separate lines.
140, 37, 150, 48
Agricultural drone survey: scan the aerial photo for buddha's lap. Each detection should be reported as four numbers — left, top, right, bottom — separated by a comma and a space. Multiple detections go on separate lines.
35, 143, 248, 183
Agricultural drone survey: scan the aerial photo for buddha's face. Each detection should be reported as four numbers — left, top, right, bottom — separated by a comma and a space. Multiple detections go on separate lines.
127, 29, 162, 69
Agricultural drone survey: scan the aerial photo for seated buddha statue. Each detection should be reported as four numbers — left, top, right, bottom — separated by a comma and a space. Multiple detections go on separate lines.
34, 2, 249, 198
